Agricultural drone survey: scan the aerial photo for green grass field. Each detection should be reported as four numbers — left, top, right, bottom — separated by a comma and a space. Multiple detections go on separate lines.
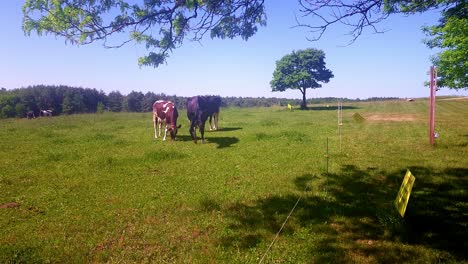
1, 98, 467, 263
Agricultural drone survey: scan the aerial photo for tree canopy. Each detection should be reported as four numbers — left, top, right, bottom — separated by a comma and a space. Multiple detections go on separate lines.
22, 0, 266, 68
270, 48, 333, 109
423, 4, 467, 89
295, 0, 462, 42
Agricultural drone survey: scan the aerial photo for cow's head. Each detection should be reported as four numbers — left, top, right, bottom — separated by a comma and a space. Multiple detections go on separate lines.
168, 124, 182, 140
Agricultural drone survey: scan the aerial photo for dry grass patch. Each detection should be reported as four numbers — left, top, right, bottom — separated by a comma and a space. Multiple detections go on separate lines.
366, 114, 418, 122
438, 97, 468, 101
0, 202, 20, 209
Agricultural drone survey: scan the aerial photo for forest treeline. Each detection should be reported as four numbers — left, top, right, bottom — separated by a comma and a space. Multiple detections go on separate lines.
0, 85, 399, 118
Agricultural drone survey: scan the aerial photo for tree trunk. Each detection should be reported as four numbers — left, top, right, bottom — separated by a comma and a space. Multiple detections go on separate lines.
301, 88, 307, 109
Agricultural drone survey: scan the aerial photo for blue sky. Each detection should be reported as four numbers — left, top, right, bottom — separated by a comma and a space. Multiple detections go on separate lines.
1, 1, 466, 99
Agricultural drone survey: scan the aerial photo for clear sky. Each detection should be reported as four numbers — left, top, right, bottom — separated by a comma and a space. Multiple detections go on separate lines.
1, 1, 467, 99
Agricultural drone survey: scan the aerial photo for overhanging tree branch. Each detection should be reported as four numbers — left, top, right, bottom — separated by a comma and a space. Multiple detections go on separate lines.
294, 0, 453, 43
295, 0, 388, 43
23, 0, 266, 67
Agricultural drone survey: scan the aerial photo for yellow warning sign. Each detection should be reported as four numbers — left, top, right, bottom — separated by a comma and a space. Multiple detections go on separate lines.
394, 170, 416, 217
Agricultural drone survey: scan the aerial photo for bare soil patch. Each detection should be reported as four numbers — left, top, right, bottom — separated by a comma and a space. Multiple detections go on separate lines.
366, 114, 417, 122
439, 97, 468, 101
0, 202, 20, 209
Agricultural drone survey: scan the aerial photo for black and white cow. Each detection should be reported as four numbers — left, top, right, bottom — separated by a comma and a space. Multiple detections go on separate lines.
186, 95, 222, 144
40, 109, 53, 117
152, 100, 181, 141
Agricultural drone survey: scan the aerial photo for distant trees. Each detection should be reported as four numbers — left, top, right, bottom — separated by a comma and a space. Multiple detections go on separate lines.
125, 91, 145, 112
97, 101, 105, 113
0, 94, 20, 118
62, 90, 84, 114
0, 85, 402, 119
271, 48, 334, 109
107, 91, 124, 112
0, 85, 108, 118
142, 92, 158, 112
0, 86, 192, 118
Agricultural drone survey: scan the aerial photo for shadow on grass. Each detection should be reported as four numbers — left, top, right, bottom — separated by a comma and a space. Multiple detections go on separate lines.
207, 137, 239, 149
175, 135, 195, 142
220, 165, 467, 262
214, 127, 242, 132
405, 166, 468, 260
176, 135, 239, 148
303, 105, 360, 111
0, 245, 43, 263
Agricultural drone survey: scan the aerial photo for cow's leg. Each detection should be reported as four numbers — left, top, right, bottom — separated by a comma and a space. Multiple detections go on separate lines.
163, 124, 168, 141
199, 121, 206, 144
189, 119, 197, 143
209, 115, 213, 130
213, 112, 219, 130
158, 119, 162, 137
153, 113, 158, 138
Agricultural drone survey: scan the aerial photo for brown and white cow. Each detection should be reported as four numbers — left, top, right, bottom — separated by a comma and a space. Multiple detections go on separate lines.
152, 100, 181, 141
186, 95, 222, 143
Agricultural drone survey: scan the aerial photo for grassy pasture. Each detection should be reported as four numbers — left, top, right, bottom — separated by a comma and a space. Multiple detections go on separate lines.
0, 98, 467, 263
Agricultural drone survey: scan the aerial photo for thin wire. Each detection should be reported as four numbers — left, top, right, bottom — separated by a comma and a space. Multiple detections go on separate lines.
258, 185, 309, 264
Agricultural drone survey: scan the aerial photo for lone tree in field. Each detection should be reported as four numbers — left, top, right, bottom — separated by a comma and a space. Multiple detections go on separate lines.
270, 48, 333, 109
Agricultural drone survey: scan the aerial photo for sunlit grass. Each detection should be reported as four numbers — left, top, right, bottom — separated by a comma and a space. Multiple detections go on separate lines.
1, 99, 467, 263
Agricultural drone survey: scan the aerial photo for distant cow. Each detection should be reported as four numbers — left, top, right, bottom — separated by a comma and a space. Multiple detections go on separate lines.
186, 96, 222, 144
26, 111, 35, 119
40, 109, 52, 117
152, 100, 181, 141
